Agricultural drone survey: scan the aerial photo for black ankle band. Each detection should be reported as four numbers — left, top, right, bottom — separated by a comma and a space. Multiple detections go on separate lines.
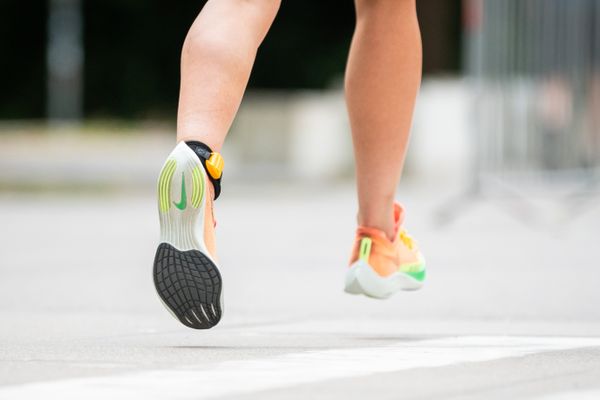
185, 141, 222, 200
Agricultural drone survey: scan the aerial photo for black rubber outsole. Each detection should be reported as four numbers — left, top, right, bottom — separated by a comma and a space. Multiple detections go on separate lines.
153, 242, 223, 329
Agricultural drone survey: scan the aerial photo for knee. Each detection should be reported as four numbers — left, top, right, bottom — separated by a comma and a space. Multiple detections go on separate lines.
232, 0, 281, 25
244, 0, 281, 17
356, 0, 415, 6
355, 0, 416, 17
183, 0, 281, 57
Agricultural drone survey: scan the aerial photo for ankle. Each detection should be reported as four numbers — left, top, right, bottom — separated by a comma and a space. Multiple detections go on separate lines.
357, 211, 396, 241
207, 179, 216, 201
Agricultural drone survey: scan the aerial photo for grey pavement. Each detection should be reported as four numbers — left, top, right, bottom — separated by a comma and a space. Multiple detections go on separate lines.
1, 182, 600, 399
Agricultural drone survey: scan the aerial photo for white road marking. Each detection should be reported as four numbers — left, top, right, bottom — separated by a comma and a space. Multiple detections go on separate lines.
537, 390, 600, 400
1, 336, 599, 400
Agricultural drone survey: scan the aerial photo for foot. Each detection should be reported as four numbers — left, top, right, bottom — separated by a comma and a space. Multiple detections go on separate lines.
153, 141, 223, 329
344, 202, 426, 299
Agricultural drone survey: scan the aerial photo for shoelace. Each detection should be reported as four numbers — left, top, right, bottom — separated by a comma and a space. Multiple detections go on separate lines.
399, 229, 416, 250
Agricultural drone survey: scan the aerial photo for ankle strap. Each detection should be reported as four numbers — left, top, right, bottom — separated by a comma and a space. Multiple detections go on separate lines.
185, 141, 223, 200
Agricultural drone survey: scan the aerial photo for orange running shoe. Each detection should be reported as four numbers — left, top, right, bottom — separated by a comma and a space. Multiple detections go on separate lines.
345, 202, 426, 299
153, 141, 223, 329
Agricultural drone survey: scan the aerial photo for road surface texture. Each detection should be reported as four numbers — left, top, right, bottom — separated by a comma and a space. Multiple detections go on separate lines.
1, 183, 600, 399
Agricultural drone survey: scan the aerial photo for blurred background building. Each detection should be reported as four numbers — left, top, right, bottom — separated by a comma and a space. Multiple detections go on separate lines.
0, 0, 461, 119
0, 0, 464, 190
0, 0, 598, 222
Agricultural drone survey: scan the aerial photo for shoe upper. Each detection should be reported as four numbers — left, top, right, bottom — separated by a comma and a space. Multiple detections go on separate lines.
202, 179, 218, 262
349, 203, 425, 279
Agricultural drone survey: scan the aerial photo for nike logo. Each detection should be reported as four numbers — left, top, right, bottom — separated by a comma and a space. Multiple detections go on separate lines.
173, 173, 187, 210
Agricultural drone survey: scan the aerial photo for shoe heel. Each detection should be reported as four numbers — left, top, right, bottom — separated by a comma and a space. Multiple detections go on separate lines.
157, 142, 208, 252
344, 261, 424, 299
154, 142, 223, 329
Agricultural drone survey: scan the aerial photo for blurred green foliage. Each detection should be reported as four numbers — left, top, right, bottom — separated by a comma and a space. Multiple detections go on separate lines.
0, 1, 47, 119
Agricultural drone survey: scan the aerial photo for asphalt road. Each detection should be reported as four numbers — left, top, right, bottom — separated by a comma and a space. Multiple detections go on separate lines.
1, 184, 600, 399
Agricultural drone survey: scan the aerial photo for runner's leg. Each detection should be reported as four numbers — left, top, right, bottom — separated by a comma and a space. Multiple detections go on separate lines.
345, 0, 422, 239
176, 0, 281, 151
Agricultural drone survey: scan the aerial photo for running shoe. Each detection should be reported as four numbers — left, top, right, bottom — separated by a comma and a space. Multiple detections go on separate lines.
345, 202, 426, 299
153, 141, 224, 329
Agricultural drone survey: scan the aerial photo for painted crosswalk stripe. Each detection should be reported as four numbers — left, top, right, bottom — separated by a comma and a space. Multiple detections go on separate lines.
536, 390, 600, 400
1, 336, 599, 400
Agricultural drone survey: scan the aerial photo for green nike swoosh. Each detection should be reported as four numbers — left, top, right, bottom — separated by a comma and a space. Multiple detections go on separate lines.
173, 173, 187, 210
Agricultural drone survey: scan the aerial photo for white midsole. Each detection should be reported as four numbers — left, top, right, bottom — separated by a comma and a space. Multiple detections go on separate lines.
159, 142, 210, 254
344, 260, 423, 299
155, 141, 224, 315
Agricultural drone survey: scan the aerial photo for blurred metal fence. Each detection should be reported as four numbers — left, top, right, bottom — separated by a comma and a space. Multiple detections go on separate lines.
47, 0, 83, 121
442, 0, 600, 224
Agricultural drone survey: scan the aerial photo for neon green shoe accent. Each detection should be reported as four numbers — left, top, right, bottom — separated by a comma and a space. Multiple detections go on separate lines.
399, 262, 426, 282
405, 269, 426, 281
158, 159, 177, 212
359, 237, 372, 263
173, 173, 187, 210
191, 166, 204, 208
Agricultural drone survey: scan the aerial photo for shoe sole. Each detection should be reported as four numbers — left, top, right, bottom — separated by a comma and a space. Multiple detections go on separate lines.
153, 142, 223, 329
344, 261, 424, 299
